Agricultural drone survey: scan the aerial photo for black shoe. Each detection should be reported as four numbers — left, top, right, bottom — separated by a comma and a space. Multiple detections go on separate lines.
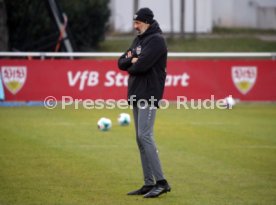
127, 185, 155, 195
143, 183, 171, 198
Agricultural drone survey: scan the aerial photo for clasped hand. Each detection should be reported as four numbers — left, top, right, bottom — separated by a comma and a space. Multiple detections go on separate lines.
126, 51, 138, 64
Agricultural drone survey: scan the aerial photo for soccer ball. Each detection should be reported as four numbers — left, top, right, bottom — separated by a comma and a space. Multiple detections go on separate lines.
223, 95, 236, 109
97, 117, 112, 131
117, 113, 131, 126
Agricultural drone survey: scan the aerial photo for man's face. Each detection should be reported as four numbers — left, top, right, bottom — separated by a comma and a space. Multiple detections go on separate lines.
133, 20, 150, 35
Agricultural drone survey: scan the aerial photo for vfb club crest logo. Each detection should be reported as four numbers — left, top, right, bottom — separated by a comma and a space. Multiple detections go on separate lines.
1, 66, 27, 95
232, 66, 257, 95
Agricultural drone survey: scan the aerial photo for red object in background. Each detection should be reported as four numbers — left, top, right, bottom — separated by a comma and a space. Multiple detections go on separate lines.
0, 59, 275, 101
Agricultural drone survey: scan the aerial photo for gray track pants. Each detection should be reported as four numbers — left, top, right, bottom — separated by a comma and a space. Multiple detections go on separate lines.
132, 104, 165, 185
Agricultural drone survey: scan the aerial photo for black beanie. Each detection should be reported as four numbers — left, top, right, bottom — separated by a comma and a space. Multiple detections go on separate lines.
133, 8, 154, 24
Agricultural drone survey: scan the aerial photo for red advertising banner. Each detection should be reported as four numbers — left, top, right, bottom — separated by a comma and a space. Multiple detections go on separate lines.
0, 59, 275, 101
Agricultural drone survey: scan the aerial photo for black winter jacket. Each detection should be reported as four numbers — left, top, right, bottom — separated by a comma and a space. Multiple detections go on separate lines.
118, 21, 167, 107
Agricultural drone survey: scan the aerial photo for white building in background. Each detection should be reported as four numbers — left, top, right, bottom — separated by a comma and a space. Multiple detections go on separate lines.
212, 0, 276, 29
109, 0, 212, 33
109, 0, 276, 34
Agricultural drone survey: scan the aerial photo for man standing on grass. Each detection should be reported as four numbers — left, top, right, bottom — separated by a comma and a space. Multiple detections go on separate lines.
118, 8, 171, 198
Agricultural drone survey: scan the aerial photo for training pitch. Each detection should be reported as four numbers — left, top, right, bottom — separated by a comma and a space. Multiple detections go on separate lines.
0, 103, 275, 205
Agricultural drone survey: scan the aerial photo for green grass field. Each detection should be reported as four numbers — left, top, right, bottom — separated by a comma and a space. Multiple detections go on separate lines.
0, 104, 276, 205
99, 37, 276, 52
100, 27, 276, 52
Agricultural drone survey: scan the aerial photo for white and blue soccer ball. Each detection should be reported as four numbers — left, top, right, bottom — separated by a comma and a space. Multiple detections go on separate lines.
117, 113, 131, 126
97, 117, 112, 131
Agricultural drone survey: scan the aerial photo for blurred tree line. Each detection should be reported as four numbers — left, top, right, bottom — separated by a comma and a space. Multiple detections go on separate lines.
2, 0, 110, 51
